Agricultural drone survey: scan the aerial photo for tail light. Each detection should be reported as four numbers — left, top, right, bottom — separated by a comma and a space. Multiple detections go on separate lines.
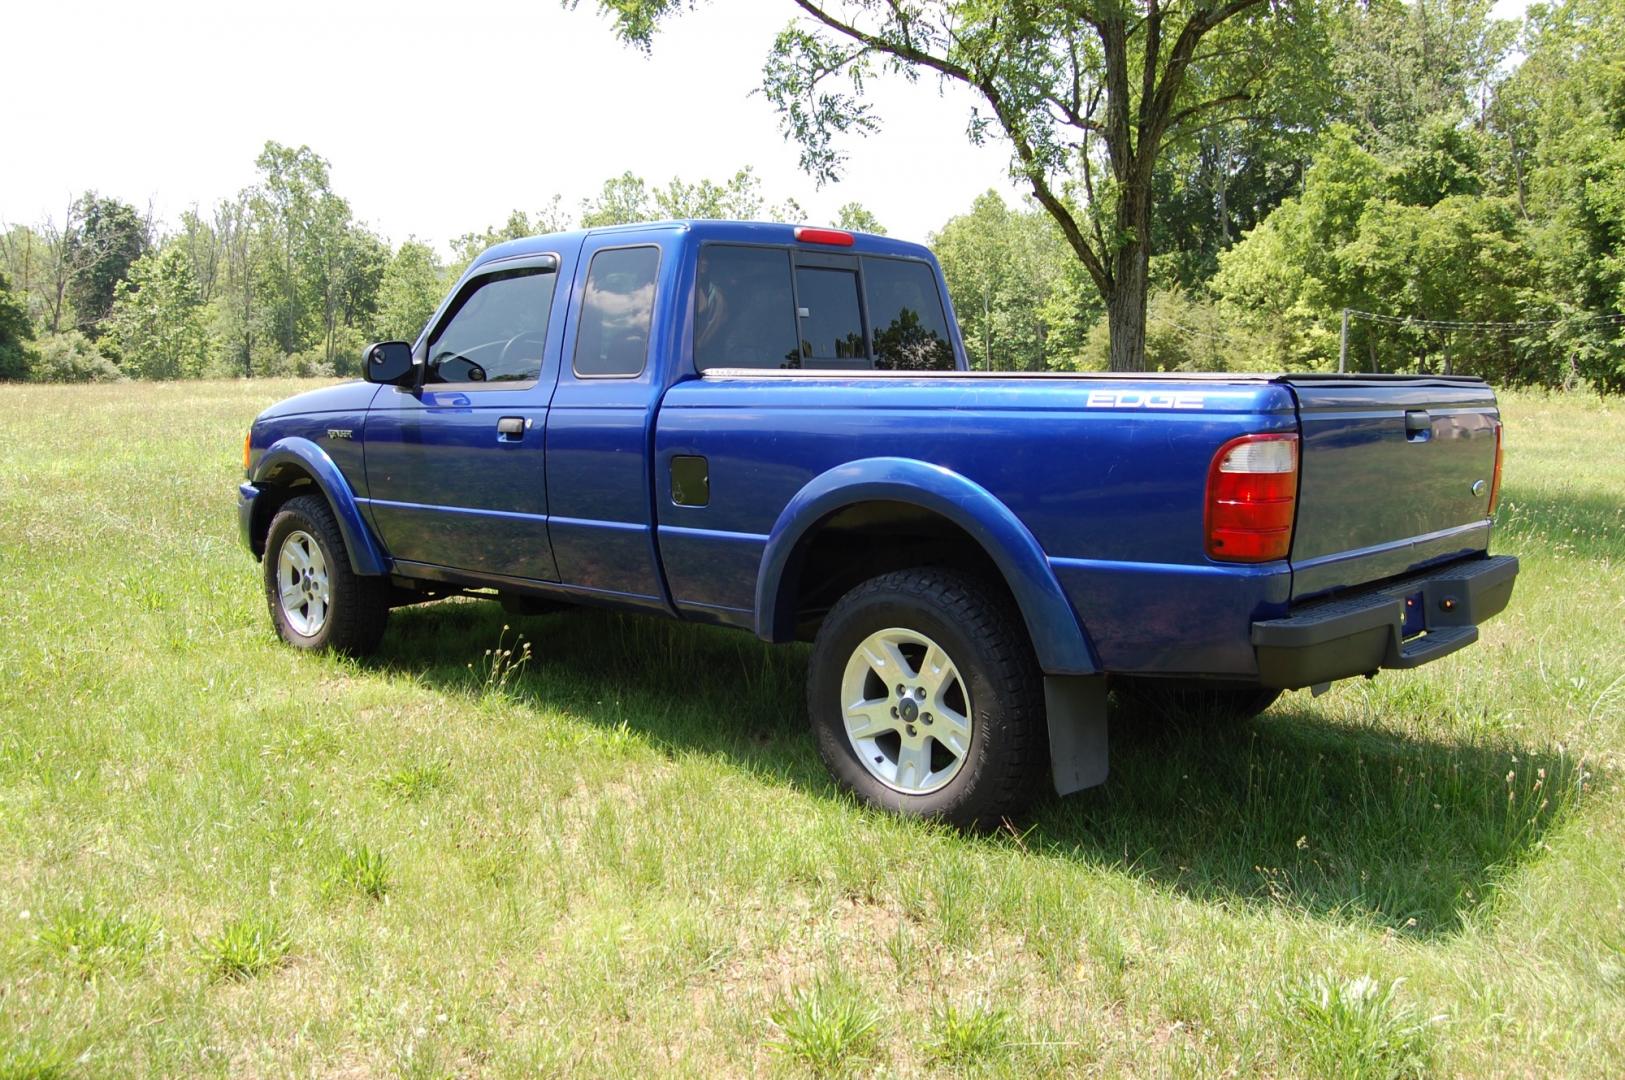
1487, 419, 1504, 516
1206, 433, 1299, 562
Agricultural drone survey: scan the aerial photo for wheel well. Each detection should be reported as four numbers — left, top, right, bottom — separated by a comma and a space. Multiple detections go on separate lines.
780, 501, 1019, 642
249, 467, 318, 559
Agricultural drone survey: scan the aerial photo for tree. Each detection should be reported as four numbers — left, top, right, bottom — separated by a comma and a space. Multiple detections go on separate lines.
835, 201, 886, 234
582, 166, 806, 226
0, 269, 35, 380
1148, 117, 1313, 288
1492, 0, 1625, 389
214, 193, 263, 377
0, 227, 48, 335
1214, 124, 1535, 379
931, 190, 1082, 370
64, 193, 149, 337
104, 247, 211, 379
375, 240, 445, 343
580, 171, 655, 226
451, 199, 572, 272
1331, 0, 1513, 152
572, 0, 1331, 371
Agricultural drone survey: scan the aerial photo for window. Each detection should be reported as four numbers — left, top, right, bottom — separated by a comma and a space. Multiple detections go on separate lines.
426, 267, 556, 385
794, 266, 866, 364
573, 246, 661, 377
863, 257, 956, 371
694, 246, 801, 371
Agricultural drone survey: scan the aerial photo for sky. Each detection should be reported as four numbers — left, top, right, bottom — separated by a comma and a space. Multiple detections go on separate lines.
3, 0, 1535, 255
0, 0, 1024, 252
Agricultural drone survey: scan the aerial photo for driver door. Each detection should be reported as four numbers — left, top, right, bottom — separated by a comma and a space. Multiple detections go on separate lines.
363, 253, 566, 582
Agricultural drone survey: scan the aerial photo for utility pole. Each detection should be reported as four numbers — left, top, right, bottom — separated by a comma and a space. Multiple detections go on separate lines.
1339, 308, 1350, 373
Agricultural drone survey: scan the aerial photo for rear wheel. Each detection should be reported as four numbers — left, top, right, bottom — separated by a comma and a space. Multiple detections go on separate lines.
806, 568, 1046, 829
263, 494, 389, 656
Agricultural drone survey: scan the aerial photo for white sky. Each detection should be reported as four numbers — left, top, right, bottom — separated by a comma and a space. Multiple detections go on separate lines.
3, 0, 1534, 255
0, 0, 1024, 252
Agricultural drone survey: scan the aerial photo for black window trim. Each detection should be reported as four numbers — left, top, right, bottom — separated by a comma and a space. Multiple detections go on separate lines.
691, 240, 955, 375
418, 252, 561, 392
570, 242, 664, 381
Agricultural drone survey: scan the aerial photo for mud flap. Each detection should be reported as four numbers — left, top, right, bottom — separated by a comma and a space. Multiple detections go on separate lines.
1044, 675, 1109, 795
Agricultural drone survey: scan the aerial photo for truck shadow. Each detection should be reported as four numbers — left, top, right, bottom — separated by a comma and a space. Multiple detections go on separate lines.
383, 601, 1580, 939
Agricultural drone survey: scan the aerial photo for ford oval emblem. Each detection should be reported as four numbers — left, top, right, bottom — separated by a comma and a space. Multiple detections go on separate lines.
1472, 479, 1487, 497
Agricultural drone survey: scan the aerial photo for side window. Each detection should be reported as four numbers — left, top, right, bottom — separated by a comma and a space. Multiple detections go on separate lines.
426, 267, 557, 385
794, 266, 866, 364
863, 257, 956, 371
573, 246, 660, 377
694, 246, 801, 370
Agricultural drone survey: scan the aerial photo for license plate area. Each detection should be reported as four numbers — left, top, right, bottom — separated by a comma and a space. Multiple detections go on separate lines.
1401, 590, 1427, 638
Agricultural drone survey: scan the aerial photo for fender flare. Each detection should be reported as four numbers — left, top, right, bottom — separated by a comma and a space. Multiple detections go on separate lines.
755, 457, 1099, 675
251, 436, 390, 576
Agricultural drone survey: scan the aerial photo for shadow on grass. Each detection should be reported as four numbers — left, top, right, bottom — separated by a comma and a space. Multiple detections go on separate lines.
377, 599, 1579, 938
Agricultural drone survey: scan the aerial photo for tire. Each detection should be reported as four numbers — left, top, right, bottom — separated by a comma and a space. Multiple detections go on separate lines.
263, 494, 390, 656
1113, 678, 1281, 724
806, 568, 1047, 829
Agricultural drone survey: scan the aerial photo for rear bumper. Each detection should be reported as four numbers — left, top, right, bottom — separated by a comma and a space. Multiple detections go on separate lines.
1251, 554, 1518, 689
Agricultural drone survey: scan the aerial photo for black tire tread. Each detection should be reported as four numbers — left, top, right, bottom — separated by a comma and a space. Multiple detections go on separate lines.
264, 494, 390, 656
808, 567, 1047, 829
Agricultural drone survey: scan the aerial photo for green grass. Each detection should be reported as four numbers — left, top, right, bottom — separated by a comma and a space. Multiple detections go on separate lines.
196, 915, 291, 981
0, 378, 1620, 1075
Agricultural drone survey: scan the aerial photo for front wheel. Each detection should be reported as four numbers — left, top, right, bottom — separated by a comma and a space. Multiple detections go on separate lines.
263, 494, 390, 656
806, 568, 1047, 829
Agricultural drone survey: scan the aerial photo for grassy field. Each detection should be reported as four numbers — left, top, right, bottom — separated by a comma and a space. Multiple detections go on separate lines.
0, 379, 1620, 1078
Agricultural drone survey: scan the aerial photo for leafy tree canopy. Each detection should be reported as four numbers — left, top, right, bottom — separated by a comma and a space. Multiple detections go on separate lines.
569, 0, 1335, 371
104, 247, 211, 380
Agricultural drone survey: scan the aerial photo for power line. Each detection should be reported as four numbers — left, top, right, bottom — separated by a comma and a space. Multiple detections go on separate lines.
1345, 308, 1625, 333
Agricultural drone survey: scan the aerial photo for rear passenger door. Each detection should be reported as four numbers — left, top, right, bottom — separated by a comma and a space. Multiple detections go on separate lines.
544, 239, 673, 608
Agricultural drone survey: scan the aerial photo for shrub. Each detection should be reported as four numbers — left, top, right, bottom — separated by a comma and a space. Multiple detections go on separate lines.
29, 332, 122, 383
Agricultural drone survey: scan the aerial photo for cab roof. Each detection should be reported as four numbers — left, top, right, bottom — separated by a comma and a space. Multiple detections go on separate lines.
471, 219, 935, 274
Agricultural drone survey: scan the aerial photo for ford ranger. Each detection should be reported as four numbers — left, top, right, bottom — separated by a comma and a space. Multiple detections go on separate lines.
238, 221, 1517, 826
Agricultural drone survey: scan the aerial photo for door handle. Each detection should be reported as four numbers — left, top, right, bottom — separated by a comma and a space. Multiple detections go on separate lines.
497, 416, 526, 439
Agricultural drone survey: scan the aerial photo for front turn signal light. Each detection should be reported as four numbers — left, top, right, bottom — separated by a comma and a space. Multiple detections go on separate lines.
243, 431, 252, 475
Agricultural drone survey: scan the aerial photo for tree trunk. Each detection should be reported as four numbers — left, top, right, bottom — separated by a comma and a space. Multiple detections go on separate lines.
1106, 195, 1152, 372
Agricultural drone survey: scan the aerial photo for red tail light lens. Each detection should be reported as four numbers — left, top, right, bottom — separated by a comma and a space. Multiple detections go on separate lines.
1487, 419, 1504, 516
1205, 433, 1299, 562
793, 226, 855, 247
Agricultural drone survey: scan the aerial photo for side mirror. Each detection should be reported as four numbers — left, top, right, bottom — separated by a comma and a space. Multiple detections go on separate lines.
363, 341, 415, 385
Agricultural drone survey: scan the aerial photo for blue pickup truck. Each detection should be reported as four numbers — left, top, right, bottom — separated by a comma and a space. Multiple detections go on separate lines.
239, 220, 1517, 826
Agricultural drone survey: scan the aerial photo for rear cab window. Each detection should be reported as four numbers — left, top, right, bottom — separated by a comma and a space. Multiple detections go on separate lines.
694, 244, 956, 372
573, 245, 661, 378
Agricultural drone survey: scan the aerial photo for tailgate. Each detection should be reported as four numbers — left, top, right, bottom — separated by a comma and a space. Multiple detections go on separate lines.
1283, 375, 1500, 601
